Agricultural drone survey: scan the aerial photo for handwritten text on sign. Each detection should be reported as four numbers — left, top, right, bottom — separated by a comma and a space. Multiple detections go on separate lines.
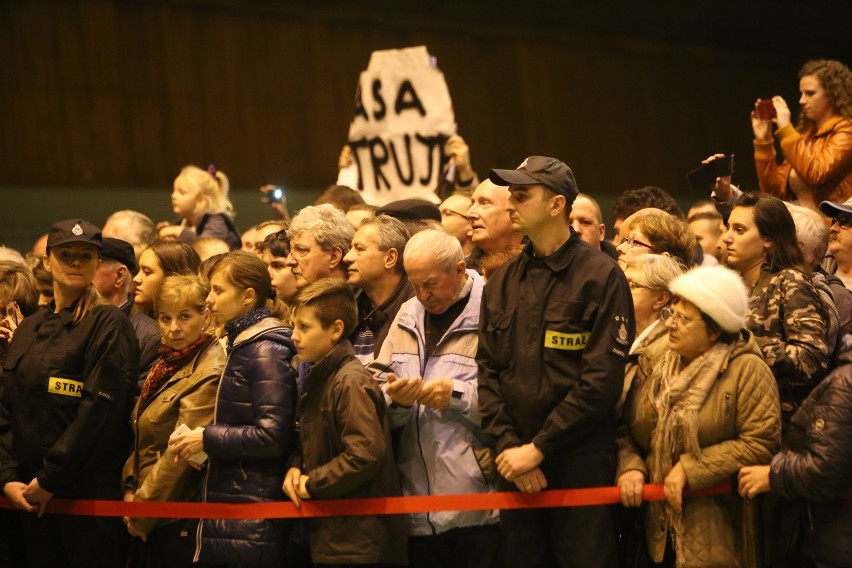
339, 46, 457, 205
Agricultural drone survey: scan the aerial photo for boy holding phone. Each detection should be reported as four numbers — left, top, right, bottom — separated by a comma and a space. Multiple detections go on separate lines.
284, 278, 407, 567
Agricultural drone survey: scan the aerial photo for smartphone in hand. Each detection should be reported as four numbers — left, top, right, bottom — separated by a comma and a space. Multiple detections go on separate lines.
756, 99, 776, 120
687, 155, 735, 190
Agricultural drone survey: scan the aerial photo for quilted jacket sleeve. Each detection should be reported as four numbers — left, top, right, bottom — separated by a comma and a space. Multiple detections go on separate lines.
203, 338, 297, 460
770, 370, 852, 502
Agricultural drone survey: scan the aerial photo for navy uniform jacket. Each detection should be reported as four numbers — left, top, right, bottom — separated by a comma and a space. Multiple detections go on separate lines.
477, 233, 634, 466
0, 299, 139, 499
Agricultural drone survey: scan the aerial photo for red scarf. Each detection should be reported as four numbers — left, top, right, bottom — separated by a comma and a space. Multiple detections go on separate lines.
138, 333, 214, 412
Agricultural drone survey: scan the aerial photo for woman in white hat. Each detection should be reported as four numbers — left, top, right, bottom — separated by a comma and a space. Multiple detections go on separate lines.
616, 265, 781, 567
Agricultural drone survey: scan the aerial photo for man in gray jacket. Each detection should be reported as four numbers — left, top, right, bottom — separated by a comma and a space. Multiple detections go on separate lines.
371, 228, 498, 568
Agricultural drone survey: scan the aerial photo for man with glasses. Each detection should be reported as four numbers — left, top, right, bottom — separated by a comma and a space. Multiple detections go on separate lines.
821, 199, 852, 290
478, 156, 633, 568
439, 192, 475, 256
286, 204, 353, 290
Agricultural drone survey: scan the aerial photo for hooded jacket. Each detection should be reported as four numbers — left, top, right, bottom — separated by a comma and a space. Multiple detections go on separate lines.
195, 318, 297, 565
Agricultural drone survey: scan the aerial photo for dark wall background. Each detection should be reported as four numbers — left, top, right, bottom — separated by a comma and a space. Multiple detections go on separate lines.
1, 0, 850, 251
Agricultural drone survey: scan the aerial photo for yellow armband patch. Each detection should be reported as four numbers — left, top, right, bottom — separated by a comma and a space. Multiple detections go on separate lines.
544, 330, 589, 350
48, 377, 83, 397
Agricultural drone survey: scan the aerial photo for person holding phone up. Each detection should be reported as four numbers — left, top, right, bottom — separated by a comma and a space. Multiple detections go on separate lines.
753, 59, 852, 209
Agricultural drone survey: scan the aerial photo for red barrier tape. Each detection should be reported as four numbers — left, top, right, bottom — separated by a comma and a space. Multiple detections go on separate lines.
0, 480, 734, 519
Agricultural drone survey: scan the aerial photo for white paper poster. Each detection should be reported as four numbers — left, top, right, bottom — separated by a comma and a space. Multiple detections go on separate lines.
337, 46, 457, 205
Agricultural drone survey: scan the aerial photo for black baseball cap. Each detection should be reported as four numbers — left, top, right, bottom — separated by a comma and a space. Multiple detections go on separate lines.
489, 156, 579, 200
46, 219, 103, 250
101, 237, 137, 273
376, 199, 442, 222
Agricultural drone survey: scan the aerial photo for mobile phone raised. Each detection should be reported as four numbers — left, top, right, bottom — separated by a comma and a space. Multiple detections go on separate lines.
756, 99, 776, 120
687, 155, 735, 190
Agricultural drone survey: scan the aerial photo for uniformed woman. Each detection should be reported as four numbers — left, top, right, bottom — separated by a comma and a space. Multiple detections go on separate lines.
0, 219, 140, 568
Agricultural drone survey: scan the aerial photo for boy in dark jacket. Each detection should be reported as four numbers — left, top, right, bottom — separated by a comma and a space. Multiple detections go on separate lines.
284, 278, 407, 567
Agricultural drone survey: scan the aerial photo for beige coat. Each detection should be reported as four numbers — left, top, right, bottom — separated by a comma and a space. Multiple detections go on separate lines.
122, 341, 226, 534
617, 331, 781, 567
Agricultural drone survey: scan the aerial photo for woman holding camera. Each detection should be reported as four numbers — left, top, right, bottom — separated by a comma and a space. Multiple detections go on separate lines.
753, 59, 852, 208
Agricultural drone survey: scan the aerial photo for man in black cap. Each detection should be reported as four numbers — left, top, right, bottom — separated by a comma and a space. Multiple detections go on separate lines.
477, 157, 633, 567
93, 237, 160, 392
376, 198, 441, 236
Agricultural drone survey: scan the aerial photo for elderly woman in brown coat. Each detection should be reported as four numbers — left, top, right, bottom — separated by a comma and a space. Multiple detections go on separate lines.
617, 265, 781, 567
122, 275, 225, 567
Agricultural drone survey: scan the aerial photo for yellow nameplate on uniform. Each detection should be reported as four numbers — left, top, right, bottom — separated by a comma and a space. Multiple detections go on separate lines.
545, 330, 590, 350
48, 377, 83, 397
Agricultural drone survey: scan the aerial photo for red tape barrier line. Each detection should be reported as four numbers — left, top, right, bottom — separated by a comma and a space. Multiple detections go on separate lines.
0, 480, 734, 519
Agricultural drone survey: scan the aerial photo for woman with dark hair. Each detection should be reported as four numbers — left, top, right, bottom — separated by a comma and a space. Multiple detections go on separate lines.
754, 59, 852, 207
723, 192, 830, 422
0, 219, 139, 567
133, 240, 201, 313
617, 265, 781, 566
169, 251, 296, 566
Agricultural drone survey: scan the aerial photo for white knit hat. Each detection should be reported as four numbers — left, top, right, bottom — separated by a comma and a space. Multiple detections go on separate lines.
668, 265, 748, 334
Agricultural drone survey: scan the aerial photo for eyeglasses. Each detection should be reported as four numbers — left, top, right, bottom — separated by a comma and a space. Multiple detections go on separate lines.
659, 307, 696, 328
618, 236, 654, 251
627, 281, 650, 291
833, 216, 852, 230
442, 209, 470, 220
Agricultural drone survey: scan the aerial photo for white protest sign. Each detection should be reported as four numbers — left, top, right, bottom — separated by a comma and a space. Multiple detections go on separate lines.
337, 46, 457, 205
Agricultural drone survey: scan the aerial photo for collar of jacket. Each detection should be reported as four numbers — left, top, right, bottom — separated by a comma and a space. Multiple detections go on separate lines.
814, 115, 847, 138
397, 269, 483, 339
146, 337, 219, 398
231, 317, 287, 348
517, 230, 580, 276
303, 340, 356, 394
356, 275, 413, 331
49, 294, 87, 325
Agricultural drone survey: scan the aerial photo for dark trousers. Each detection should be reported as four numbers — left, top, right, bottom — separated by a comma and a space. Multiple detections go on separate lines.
408, 524, 499, 568
22, 512, 126, 568
498, 450, 618, 568
129, 518, 207, 568
0, 508, 28, 568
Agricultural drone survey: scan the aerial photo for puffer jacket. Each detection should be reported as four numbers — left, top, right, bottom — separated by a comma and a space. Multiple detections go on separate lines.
195, 318, 298, 565
122, 339, 225, 535
755, 116, 852, 207
770, 336, 852, 567
617, 330, 781, 567
371, 270, 498, 536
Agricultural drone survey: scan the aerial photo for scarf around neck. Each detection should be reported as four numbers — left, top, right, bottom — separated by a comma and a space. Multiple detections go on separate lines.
648, 340, 735, 564
224, 307, 271, 351
139, 333, 214, 412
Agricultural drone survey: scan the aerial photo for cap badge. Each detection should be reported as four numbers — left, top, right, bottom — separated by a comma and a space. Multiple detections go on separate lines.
517, 157, 529, 170
72, 223, 84, 236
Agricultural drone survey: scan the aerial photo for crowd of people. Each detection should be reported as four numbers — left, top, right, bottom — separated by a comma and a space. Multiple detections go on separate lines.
0, 58, 850, 568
